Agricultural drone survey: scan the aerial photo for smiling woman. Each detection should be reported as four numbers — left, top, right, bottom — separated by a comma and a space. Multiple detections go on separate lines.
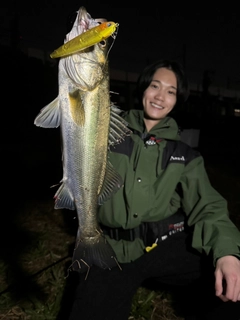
66, 58, 240, 320
142, 68, 177, 130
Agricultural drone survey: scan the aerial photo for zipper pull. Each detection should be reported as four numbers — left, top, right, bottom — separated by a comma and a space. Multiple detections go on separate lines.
145, 238, 158, 252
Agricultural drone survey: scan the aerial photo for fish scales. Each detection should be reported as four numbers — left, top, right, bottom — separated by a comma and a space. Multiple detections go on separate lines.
34, 7, 131, 274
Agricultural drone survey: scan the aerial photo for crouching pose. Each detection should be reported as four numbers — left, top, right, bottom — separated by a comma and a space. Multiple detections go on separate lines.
68, 59, 240, 320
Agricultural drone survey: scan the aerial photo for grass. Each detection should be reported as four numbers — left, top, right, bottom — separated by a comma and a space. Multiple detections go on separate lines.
0, 200, 72, 319
0, 199, 185, 320
0, 200, 185, 320
0, 155, 239, 319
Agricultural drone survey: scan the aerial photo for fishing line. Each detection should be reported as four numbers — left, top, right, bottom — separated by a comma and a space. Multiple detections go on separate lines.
106, 24, 119, 61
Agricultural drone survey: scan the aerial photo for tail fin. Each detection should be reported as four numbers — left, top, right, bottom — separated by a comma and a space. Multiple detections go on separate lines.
69, 234, 120, 274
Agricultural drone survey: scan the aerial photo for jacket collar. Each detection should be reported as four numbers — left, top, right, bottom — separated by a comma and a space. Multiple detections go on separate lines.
123, 109, 181, 141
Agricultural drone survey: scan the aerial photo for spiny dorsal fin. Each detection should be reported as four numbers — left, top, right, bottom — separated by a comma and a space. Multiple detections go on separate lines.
109, 105, 131, 147
98, 161, 123, 205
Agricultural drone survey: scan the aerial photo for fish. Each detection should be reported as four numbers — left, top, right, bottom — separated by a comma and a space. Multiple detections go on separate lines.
50, 21, 119, 58
34, 6, 131, 274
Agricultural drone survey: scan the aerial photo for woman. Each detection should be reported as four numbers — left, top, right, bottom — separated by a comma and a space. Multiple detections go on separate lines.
68, 59, 240, 320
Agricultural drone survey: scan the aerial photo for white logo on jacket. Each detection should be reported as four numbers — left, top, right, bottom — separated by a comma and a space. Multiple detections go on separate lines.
170, 156, 185, 162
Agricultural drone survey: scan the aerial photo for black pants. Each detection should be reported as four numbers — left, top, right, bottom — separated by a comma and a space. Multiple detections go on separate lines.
65, 231, 240, 320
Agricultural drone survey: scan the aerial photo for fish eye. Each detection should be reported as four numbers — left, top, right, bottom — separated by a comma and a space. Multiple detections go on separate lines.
99, 40, 107, 47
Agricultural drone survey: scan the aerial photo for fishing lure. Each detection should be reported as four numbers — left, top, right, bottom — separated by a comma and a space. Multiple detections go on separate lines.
50, 21, 119, 58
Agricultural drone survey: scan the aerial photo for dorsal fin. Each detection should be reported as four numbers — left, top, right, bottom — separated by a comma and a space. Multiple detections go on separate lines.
98, 161, 123, 205
109, 105, 132, 147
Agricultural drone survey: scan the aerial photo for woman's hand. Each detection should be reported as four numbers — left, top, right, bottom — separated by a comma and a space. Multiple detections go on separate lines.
215, 255, 240, 302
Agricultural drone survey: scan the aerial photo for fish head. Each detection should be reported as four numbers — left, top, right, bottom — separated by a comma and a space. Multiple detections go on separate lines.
60, 7, 112, 91
65, 6, 100, 43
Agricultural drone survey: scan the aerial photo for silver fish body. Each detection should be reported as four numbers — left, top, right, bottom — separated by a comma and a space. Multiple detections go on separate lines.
34, 7, 130, 273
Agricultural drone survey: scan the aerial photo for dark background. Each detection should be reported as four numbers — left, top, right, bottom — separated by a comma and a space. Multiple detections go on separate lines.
1, 3, 239, 212
1, 2, 240, 89
0, 5, 239, 318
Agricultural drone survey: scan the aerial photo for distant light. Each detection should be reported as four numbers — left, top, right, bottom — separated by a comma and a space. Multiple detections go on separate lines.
234, 109, 240, 117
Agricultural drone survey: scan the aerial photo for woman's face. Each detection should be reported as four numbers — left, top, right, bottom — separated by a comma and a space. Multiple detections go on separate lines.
142, 67, 177, 122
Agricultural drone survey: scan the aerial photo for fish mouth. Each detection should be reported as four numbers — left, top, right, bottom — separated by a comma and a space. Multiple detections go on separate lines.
50, 6, 118, 59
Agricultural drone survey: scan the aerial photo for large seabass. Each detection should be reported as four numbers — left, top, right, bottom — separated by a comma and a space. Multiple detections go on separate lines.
34, 7, 131, 274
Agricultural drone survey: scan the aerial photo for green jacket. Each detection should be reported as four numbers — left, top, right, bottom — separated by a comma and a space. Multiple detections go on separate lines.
98, 109, 240, 265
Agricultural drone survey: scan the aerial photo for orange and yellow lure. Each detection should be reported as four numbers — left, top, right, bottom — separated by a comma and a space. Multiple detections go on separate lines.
50, 21, 119, 59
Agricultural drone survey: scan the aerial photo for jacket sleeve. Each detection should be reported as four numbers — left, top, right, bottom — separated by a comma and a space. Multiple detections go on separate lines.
180, 155, 240, 265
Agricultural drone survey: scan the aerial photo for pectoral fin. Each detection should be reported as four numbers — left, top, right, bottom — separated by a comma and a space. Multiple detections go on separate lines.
34, 96, 61, 128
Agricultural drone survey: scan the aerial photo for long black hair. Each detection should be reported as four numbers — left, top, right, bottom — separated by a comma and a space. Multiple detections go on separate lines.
136, 59, 189, 108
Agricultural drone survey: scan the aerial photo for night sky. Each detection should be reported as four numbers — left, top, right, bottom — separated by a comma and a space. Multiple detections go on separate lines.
1, 2, 240, 93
